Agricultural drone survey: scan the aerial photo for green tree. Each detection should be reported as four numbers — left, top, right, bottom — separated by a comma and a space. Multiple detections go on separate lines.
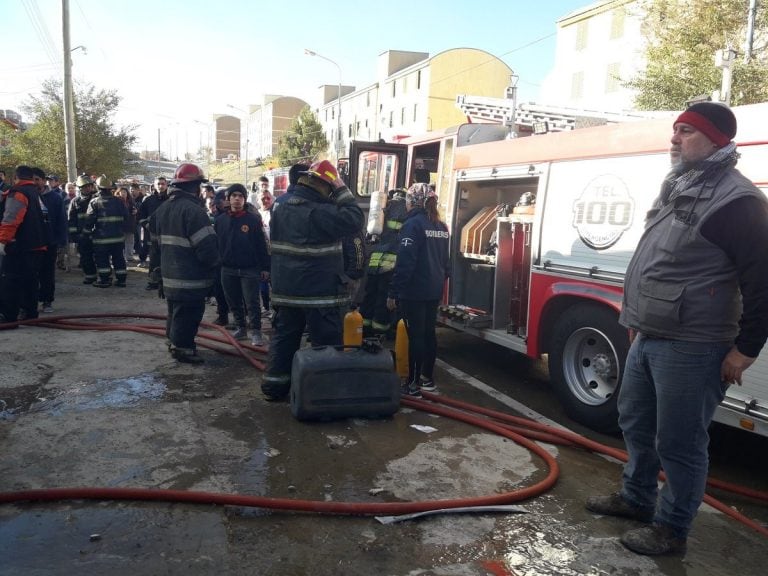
276, 106, 328, 167
12, 79, 136, 178
630, 0, 768, 110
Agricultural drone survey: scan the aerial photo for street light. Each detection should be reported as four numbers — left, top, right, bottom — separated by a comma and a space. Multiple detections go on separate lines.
227, 104, 249, 186
304, 48, 342, 160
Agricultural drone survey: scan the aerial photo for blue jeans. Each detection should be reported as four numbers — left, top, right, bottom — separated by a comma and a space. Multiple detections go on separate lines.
618, 335, 730, 538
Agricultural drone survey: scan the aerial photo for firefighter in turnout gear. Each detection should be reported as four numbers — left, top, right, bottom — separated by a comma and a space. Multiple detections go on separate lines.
84, 175, 129, 288
67, 174, 98, 284
262, 160, 365, 399
148, 163, 220, 364
360, 188, 407, 338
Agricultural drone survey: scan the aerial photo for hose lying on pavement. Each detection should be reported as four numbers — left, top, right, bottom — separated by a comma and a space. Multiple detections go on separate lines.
0, 314, 766, 539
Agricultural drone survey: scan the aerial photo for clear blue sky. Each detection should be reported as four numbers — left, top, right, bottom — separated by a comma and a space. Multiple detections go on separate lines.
1, 0, 590, 155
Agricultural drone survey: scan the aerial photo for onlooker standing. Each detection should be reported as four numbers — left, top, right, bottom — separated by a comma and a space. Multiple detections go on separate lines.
149, 163, 220, 364
67, 174, 98, 284
46, 174, 64, 200
36, 168, 67, 312
586, 102, 768, 555
129, 183, 145, 264
0, 170, 11, 192
0, 165, 48, 324
262, 160, 364, 400
84, 176, 129, 288
248, 175, 269, 207
206, 191, 230, 327
386, 182, 450, 397
214, 184, 270, 346
257, 185, 274, 315
116, 186, 137, 264
137, 176, 168, 283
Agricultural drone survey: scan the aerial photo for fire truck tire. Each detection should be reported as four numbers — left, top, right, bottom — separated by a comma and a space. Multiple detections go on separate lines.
548, 304, 629, 433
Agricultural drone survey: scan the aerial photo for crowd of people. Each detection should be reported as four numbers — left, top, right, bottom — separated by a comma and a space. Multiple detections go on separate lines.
0, 160, 451, 400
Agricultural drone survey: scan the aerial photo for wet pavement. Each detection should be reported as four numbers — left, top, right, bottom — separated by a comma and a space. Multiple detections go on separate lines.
1, 268, 766, 575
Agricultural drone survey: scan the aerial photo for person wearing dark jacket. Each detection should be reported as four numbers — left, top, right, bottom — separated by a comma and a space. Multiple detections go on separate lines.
35, 168, 66, 312
0, 165, 48, 324
148, 163, 220, 364
214, 184, 270, 346
262, 160, 364, 400
361, 189, 407, 337
138, 176, 169, 286
67, 174, 98, 284
387, 182, 450, 397
84, 175, 129, 287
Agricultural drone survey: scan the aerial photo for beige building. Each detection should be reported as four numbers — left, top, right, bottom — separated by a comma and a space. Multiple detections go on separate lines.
539, 0, 644, 112
313, 48, 514, 159
242, 95, 310, 162
212, 114, 240, 161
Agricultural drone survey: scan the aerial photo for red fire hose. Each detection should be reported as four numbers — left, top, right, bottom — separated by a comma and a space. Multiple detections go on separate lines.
0, 314, 766, 539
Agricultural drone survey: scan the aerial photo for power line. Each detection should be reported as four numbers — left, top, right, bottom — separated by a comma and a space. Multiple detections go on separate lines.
21, 0, 61, 68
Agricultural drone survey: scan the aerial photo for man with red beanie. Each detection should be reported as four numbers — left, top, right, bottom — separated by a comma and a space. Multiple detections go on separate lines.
586, 102, 768, 555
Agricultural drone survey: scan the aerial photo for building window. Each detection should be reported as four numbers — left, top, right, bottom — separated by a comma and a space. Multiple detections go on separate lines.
392, 80, 396, 98
610, 7, 625, 40
571, 71, 584, 99
365, 119, 368, 128
401, 107, 405, 125
575, 20, 588, 51
325, 109, 328, 121
417, 70, 421, 89
389, 111, 393, 128
366, 91, 370, 107
605, 63, 621, 93
413, 103, 418, 122
403, 76, 408, 93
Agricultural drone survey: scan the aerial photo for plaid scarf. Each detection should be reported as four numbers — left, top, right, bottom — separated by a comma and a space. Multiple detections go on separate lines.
657, 142, 739, 208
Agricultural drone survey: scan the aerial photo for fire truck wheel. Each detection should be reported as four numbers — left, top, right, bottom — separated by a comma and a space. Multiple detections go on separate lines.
548, 304, 629, 433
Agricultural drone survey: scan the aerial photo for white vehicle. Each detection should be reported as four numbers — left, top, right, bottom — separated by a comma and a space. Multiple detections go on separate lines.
348, 103, 768, 436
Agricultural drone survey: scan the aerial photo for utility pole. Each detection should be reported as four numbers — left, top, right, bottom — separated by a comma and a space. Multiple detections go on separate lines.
745, 0, 758, 63
62, 0, 77, 182
714, 46, 737, 105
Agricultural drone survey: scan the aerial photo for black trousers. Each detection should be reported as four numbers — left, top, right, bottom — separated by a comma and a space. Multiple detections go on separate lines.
399, 299, 439, 384
78, 237, 97, 281
360, 271, 394, 335
166, 298, 206, 353
94, 243, 127, 283
212, 266, 229, 318
0, 250, 44, 321
264, 306, 343, 396
38, 243, 58, 304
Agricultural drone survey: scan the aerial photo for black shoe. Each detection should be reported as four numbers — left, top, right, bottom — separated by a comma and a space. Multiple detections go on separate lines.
82, 278, 95, 285
145, 283, 159, 291
171, 350, 204, 364
620, 524, 687, 556
585, 492, 655, 523
92, 279, 112, 288
212, 316, 229, 327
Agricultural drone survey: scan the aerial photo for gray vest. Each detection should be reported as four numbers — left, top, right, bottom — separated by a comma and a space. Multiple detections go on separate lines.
620, 167, 765, 342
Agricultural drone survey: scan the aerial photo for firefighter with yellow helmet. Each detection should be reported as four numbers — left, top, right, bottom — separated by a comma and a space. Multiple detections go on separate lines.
67, 174, 98, 284
83, 175, 129, 287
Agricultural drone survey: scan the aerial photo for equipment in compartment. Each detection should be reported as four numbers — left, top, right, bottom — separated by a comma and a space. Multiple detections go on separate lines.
460, 205, 499, 260
438, 305, 492, 328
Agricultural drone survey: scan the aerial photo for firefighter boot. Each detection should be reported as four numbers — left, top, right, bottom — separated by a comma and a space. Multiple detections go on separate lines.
92, 276, 112, 288
115, 273, 127, 288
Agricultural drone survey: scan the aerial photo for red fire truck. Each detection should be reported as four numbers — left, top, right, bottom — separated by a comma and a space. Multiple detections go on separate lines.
348, 103, 768, 436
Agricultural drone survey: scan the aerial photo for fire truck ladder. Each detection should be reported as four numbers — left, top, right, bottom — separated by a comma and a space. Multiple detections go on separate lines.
455, 95, 667, 132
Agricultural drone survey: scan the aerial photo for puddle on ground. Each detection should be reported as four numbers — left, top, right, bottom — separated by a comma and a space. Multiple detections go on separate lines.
0, 375, 166, 418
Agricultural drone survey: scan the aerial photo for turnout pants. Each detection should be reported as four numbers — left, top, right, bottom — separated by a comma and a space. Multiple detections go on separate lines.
94, 242, 127, 285
166, 298, 206, 353
263, 306, 343, 398
78, 237, 97, 283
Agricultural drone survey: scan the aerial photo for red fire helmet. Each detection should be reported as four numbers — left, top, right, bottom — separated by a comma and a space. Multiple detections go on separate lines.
171, 162, 207, 184
301, 159, 339, 186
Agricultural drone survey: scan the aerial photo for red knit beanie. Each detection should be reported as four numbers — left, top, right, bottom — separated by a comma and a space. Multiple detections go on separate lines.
674, 102, 737, 148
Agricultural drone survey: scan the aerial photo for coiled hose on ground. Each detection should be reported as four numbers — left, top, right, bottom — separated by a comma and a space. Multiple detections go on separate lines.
0, 314, 766, 539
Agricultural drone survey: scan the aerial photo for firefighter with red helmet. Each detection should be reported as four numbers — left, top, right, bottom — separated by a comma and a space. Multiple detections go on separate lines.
83, 175, 129, 287
262, 160, 364, 399
148, 163, 220, 364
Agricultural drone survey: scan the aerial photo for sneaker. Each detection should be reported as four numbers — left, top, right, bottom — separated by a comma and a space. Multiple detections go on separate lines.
419, 377, 436, 392
137, 261, 148, 268
250, 331, 264, 346
212, 315, 229, 327
231, 327, 248, 340
620, 524, 687, 556
41, 302, 54, 314
400, 382, 422, 398
585, 492, 655, 523
145, 282, 159, 291
261, 308, 272, 317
